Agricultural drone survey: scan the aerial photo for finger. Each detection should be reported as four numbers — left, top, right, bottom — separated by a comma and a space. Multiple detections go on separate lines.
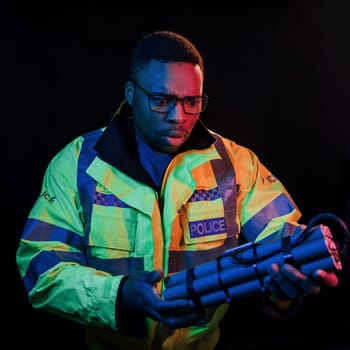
265, 264, 284, 296
264, 275, 286, 298
137, 269, 164, 284
313, 269, 339, 287
153, 298, 190, 313
282, 264, 308, 282
267, 264, 309, 299
145, 301, 198, 327
281, 264, 320, 295
161, 310, 207, 329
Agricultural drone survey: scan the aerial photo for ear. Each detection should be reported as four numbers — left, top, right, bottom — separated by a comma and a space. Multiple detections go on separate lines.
124, 81, 134, 106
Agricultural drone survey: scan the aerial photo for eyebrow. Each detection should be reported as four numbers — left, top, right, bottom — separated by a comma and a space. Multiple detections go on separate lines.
150, 92, 203, 99
132, 79, 202, 98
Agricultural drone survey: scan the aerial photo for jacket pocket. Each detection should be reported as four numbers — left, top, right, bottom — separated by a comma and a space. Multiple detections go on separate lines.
180, 200, 233, 246
89, 206, 138, 257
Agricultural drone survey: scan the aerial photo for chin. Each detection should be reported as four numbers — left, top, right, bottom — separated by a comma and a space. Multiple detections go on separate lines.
162, 144, 180, 154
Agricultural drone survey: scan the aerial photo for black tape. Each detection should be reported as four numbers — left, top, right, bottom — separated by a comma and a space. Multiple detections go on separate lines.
217, 257, 230, 302
186, 267, 203, 308
281, 236, 296, 266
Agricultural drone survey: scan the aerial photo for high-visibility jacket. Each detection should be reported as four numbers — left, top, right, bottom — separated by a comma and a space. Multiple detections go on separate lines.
16, 101, 302, 350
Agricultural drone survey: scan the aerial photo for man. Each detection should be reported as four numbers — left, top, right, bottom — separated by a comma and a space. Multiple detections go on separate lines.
16, 30, 339, 350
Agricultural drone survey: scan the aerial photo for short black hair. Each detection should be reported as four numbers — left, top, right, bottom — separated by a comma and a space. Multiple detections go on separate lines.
128, 30, 204, 80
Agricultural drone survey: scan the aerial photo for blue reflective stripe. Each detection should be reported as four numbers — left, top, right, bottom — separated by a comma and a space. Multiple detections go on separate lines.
87, 256, 144, 275
257, 222, 304, 243
24, 251, 144, 293
77, 129, 102, 235
242, 193, 296, 242
23, 250, 86, 292
22, 218, 85, 250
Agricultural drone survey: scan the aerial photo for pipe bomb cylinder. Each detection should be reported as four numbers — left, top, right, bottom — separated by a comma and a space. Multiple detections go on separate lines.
163, 225, 342, 306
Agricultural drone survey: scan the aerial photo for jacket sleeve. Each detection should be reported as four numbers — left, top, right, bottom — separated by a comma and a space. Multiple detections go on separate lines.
229, 141, 304, 243
16, 137, 123, 331
226, 140, 306, 317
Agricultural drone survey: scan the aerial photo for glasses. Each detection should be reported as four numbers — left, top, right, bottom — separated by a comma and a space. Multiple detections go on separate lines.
130, 79, 209, 115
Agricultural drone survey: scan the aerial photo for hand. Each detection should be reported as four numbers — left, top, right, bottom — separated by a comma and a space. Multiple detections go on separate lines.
121, 269, 206, 328
264, 263, 339, 300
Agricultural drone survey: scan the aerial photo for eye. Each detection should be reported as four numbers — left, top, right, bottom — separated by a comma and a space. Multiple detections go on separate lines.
151, 95, 172, 107
185, 97, 201, 107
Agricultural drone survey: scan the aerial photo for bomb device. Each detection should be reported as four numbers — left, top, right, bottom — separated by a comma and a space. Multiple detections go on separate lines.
163, 213, 349, 309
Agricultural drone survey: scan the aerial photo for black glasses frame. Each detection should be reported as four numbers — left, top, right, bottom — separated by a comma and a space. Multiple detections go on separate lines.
130, 78, 209, 115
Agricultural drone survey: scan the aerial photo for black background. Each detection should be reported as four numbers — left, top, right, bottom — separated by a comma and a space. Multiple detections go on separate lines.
5, 2, 350, 349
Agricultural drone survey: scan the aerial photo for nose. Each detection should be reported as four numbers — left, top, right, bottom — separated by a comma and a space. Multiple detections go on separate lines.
165, 100, 186, 122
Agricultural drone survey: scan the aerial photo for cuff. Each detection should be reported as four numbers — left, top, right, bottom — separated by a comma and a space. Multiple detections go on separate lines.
115, 275, 147, 337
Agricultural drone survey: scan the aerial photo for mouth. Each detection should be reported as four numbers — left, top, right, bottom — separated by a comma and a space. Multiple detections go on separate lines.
161, 128, 187, 138
157, 130, 188, 153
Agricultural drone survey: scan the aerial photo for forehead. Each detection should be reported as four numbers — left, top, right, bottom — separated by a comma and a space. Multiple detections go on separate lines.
137, 59, 203, 88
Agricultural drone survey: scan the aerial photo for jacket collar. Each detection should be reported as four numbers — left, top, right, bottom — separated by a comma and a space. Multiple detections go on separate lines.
94, 100, 216, 187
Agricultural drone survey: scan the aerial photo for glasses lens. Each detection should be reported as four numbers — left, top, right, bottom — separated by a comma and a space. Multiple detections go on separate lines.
184, 96, 208, 114
149, 96, 176, 113
149, 95, 209, 114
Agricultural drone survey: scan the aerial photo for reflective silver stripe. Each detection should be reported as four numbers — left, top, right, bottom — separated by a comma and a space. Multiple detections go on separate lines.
168, 238, 237, 273
168, 134, 239, 273
211, 133, 238, 237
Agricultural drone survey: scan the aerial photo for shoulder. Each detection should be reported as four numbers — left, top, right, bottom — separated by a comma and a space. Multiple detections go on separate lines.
48, 127, 105, 168
208, 130, 260, 165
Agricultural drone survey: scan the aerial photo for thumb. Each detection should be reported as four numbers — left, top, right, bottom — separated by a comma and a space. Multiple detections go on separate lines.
138, 269, 164, 284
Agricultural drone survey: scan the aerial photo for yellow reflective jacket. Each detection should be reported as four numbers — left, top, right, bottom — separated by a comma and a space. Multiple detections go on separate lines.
16, 102, 302, 350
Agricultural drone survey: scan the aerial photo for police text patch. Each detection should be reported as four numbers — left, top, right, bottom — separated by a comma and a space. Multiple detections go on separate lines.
189, 217, 226, 238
